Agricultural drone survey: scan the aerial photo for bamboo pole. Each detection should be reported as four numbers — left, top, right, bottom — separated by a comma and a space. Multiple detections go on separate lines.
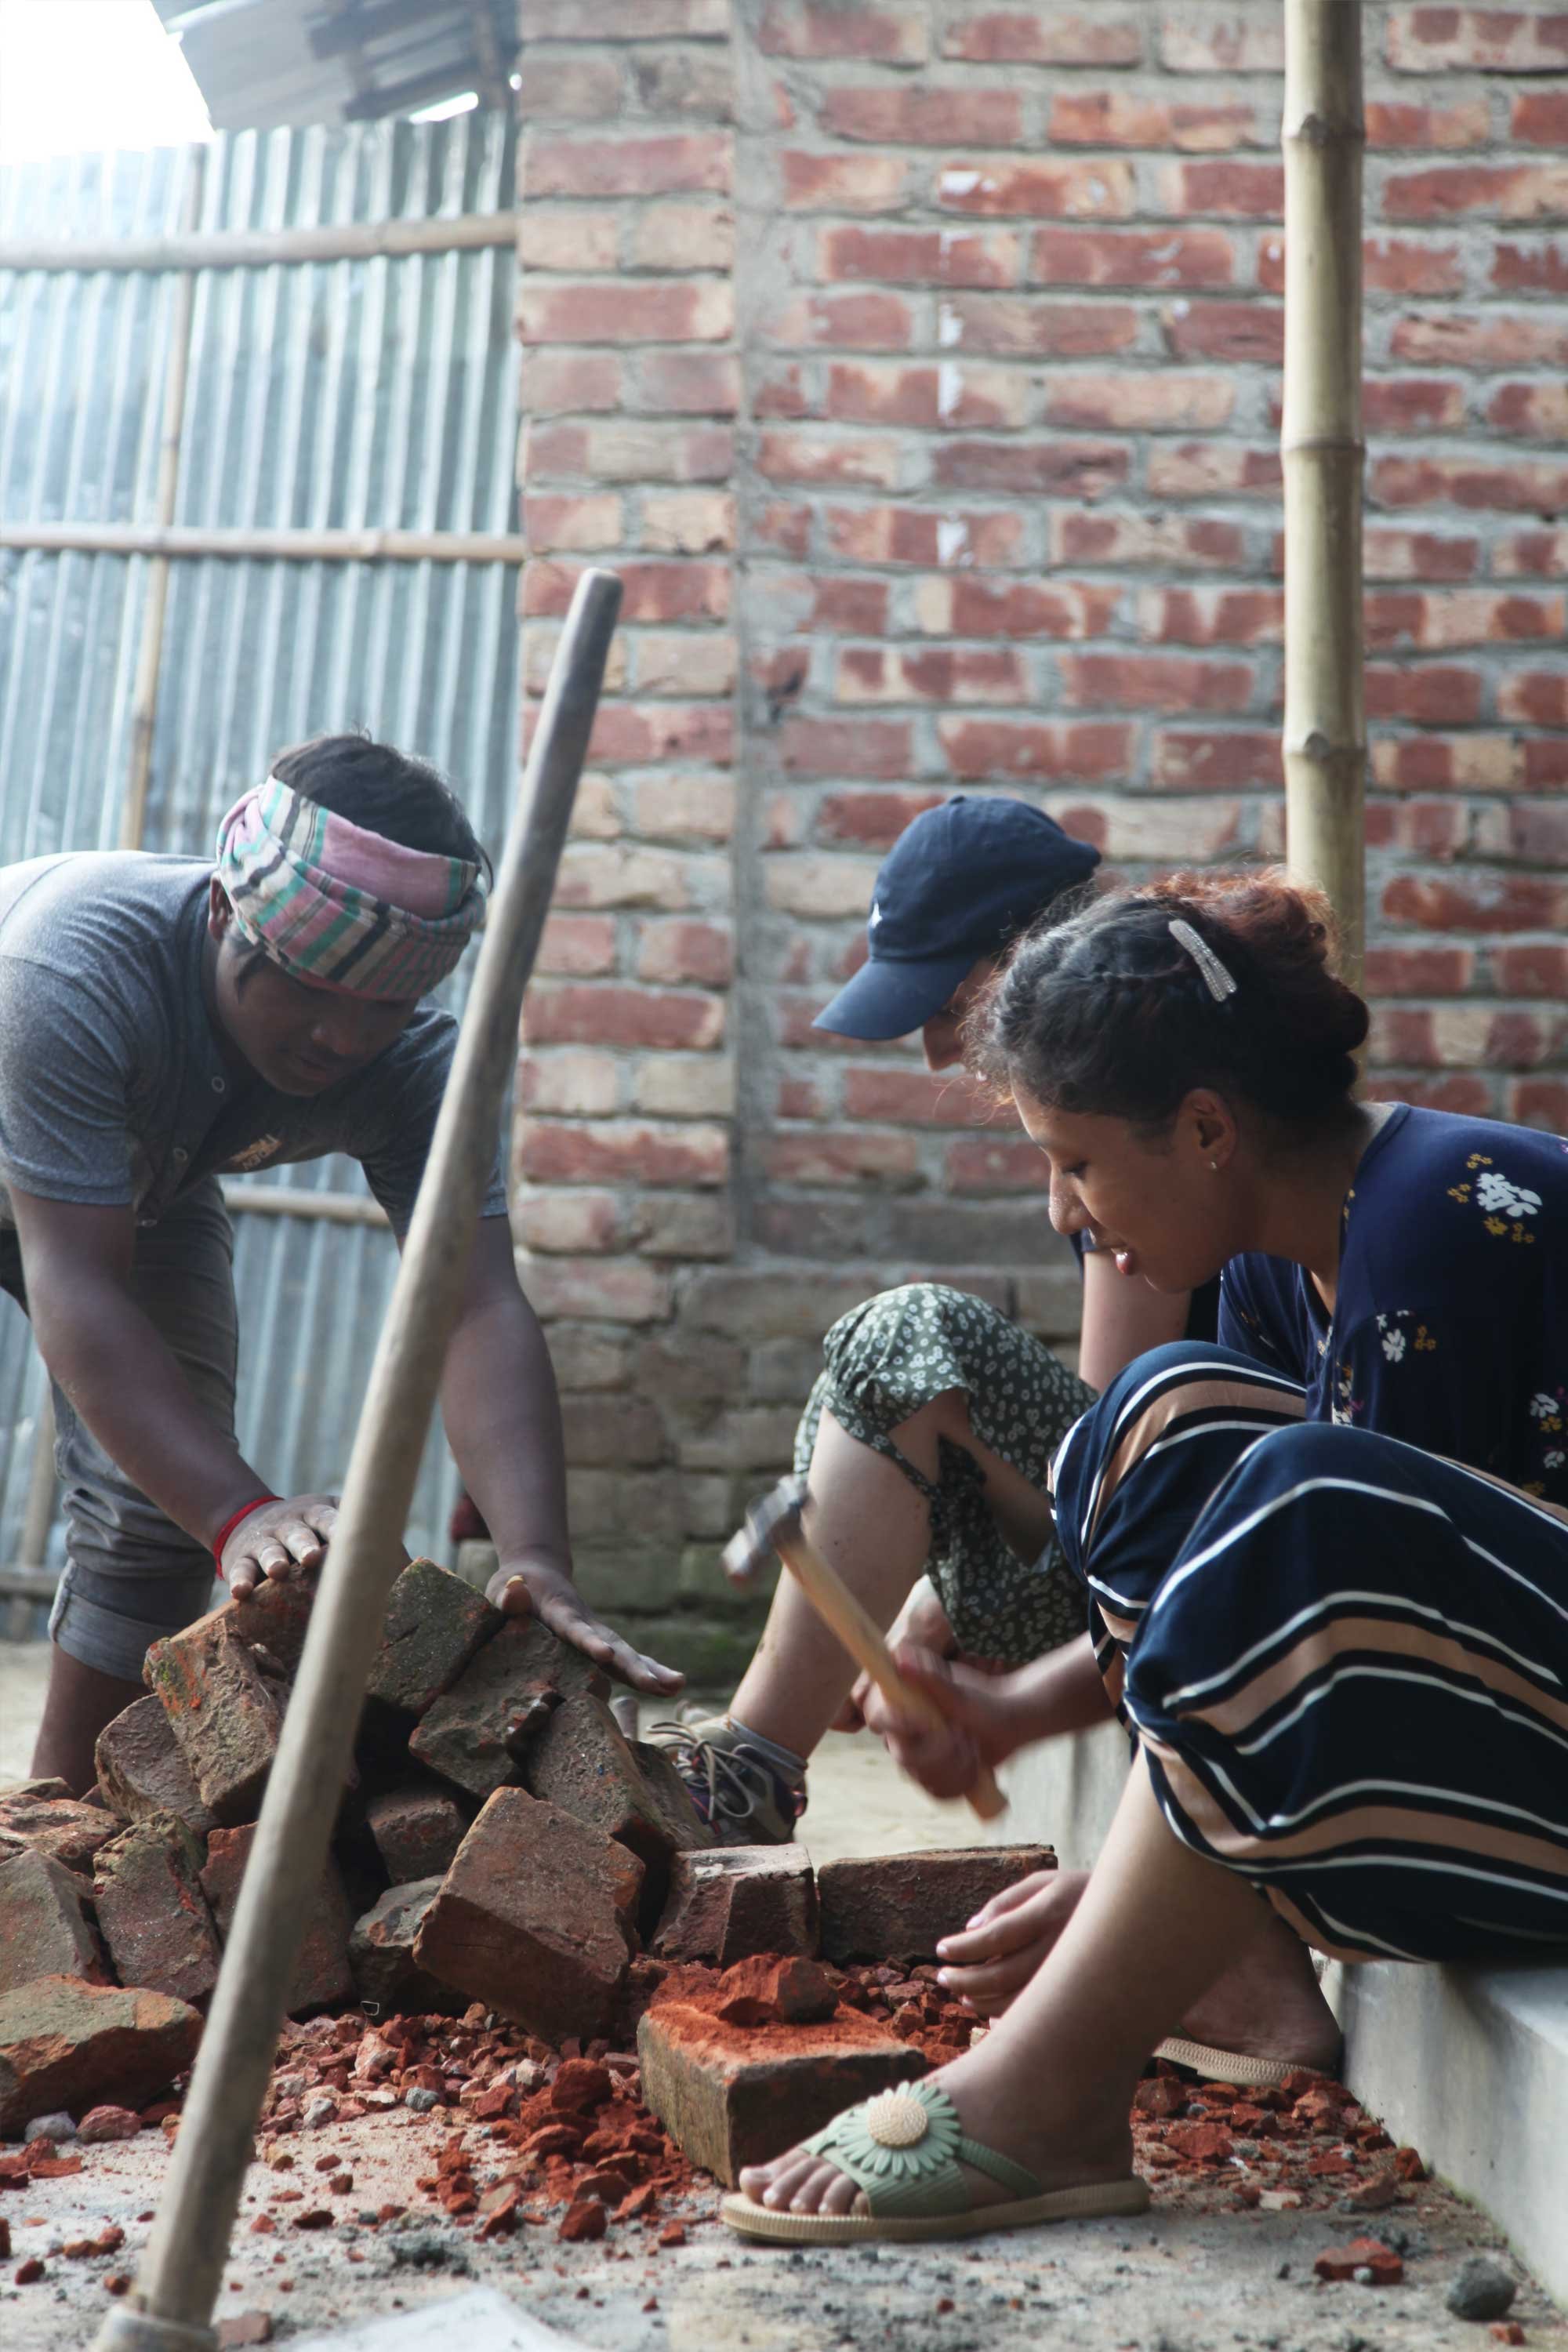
0, 210, 514, 276
1281, 0, 1367, 983
91, 568, 622, 2352
2, 522, 528, 564
119, 147, 205, 855
221, 1185, 390, 1227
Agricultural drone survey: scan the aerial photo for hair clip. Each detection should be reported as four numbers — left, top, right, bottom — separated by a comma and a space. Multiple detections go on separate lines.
1168, 917, 1237, 1003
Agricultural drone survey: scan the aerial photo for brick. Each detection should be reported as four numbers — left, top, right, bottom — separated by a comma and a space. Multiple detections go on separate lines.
523, 492, 622, 554
757, 429, 902, 489
635, 350, 742, 416
779, 151, 911, 212
931, 437, 1127, 497
409, 1617, 608, 1801
1371, 734, 1522, 792
841, 1064, 998, 1124
1364, 945, 1475, 995
1366, 664, 1484, 724
412, 1788, 642, 2043
943, 293, 1139, 358
1291, 235, 1466, 296
0, 1785, 119, 1876
939, 717, 1133, 780
144, 1614, 284, 1828
1139, 587, 1283, 645
1515, 90, 1568, 143
627, 45, 733, 118
1051, 91, 1257, 151
561, 1392, 666, 1465
823, 504, 1024, 568
0, 1978, 201, 2136
631, 201, 735, 273
1363, 526, 1481, 581
1060, 652, 1253, 713
515, 1191, 622, 1254
1029, 225, 1236, 287
942, 9, 1142, 65
524, 0, 728, 32
759, 3, 927, 60
1392, 310, 1568, 369
522, 350, 624, 413
201, 1823, 352, 2015
1385, 163, 1568, 221
365, 1788, 468, 1886
92, 1697, 215, 1838
916, 575, 1119, 640
819, 223, 1018, 291
1145, 441, 1283, 499
1509, 1076, 1568, 1131
1383, 873, 1568, 933
633, 1058, 737, 1120
524, 132, 731, 199
844, 643, 1031, 704
524, 982, 725, 1051
537, 914, 619, 980
521, 1120, 728, 1187
1160, 12, 1284, 72
519, 1255, 673, 1325
92, 1814, 219, 2005
633, 773, 735, 840
766, 1129, 920, 1185
1488, 381, 1568, 439
936, 156, 1136, 219
1152, 728, 1281, 791
821, 88, 1023, 146
652, 1845, 819, 1964
530, 417, 734, 481
1164, 161, 1283, 217
1055, 511, 1247, 572
636, 918, 734, 985
636, 1998, 922, 2185
347, 1880, 466, 2018
517, 209, 619, 275
524, 1695, 713, 1923
1162, 299, 1282, 364
1045, 372, 1233, 430
1494, 236, 1568, 294
1314, 2236, 1403, 2285
520, 278, 733, 347
1367, 96, 1493, 147
640, 488, 734, 556
517, 1047, 620, 1116
947, 1135, 1048, 1192
764, 290, 914, 353
1373, 453, 1568, 514
1385, 10, 1568, 74
818, 1846, 1058, 1962
554, 841, 708, 910
365, 1559, 503, 1722
0, 1849, 107, 1994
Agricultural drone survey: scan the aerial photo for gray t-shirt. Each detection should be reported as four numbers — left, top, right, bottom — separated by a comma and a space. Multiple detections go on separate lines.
0, 851, 506, 1236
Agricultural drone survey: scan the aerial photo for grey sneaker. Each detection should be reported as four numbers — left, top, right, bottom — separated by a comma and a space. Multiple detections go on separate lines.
647, 1715, 808, 1846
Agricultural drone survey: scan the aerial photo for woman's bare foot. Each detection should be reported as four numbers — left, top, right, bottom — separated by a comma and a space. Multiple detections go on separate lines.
938, 1869, 1341, 2070
735, 2047, 1134, 2218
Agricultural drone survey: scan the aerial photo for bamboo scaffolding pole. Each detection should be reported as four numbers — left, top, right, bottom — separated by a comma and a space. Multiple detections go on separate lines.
1281, 0, 1367, 982
119, 147, 205, 856
0, 210, 514, 276
1, 523, 528, 564
221, 1185, 390, 1227
92, 567, 622, 2352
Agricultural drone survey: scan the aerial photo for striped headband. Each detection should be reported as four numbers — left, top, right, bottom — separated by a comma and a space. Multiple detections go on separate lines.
215, 775, 486, 1001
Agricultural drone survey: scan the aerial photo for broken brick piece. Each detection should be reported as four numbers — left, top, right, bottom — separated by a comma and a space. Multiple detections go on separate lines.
1314, 2235, 1404, 2285
93, 1813, 220, 2006
0, 1787, 119, 1876
0, 1849, 108, 1994
522, 1693, 709, 1922
0, 1976, 201, 2136
412, 1788, 641, 2045
201, 1825, 353, 2015
349, 1881, 466, 2018
364, 1788, 468, 1886
637, 1998, 924, 2187
78, 2106, 142, 2143
144, 1615, 284, 1827
551, 2059, 613, 2114
817, 1846, 1057, 1964
408, 1619, 600, 1801
714, 1955, 837, 2027
557, 2199, 606, 2242
93, 1697, 217, 1838
652, 1844, 818, 1965
365, 1559, 502, 1721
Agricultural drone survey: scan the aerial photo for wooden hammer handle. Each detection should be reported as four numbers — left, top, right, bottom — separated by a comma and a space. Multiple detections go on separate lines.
773, 1526, 1007, 1824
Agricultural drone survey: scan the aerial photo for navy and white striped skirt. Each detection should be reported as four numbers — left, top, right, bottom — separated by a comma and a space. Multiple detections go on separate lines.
1051, 1343, 1568, 1965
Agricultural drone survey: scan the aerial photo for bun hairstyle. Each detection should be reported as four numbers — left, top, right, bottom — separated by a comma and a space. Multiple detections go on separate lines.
970, 869, 1368, 1135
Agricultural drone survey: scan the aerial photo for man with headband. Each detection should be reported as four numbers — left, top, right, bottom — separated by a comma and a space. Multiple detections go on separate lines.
0, 733, 682, 1791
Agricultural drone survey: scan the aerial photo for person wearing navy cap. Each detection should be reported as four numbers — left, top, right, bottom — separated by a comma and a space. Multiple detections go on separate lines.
655, 800, 1223, 1828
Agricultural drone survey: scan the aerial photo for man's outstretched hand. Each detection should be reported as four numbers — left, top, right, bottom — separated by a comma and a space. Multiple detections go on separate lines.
223, 1494, 339, 1599
485, 1559, 685, 1698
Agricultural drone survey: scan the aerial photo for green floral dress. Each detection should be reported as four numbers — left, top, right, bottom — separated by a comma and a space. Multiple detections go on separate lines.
793, 1283, 1094, 1663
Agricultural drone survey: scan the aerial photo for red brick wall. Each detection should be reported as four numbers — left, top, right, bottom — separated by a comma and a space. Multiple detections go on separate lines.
514, 2, 1568, 1660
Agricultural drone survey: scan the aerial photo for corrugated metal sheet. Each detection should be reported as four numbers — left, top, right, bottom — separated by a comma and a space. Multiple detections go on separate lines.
152, 0, 516, 132
0, 111, 522, 1610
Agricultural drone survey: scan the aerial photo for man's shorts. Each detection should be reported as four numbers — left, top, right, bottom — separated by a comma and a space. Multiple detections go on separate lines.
2, 1179, 234, 1682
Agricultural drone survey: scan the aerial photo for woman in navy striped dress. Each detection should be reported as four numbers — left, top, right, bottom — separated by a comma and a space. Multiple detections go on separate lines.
725, 873, 1568, 2244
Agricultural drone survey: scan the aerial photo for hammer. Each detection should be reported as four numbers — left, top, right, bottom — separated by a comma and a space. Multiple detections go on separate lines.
724, 1474, 1007, 1823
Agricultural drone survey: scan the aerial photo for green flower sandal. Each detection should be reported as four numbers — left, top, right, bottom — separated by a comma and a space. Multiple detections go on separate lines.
720, 2079, 1150, 2245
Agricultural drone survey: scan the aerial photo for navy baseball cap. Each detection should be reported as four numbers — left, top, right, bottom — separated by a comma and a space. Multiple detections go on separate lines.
813, 796, 1101, 1041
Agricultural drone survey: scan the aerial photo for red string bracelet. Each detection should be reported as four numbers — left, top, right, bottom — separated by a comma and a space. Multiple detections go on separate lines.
212, 1494, 278, 1570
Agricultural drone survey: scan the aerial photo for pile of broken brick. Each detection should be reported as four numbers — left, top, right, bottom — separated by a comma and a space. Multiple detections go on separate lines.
1, 1556, 1436, 2288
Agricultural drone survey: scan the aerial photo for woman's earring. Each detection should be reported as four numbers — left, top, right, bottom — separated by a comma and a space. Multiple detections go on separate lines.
1210, 1160, 1218, 1171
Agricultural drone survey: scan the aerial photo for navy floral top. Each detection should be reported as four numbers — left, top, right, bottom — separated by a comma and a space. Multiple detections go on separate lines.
1219, 1105, 1568, 1504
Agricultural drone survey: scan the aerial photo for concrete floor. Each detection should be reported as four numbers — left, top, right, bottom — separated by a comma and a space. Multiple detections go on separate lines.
3, 1640, 1565, 2350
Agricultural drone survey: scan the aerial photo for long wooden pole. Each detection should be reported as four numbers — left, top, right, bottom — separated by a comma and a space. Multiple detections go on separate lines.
2, 522, 528, 564
93, 568, 622, 2352
119, 147, 205, 855
0, 210, 514, 275
1281, 0, 1366, 982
